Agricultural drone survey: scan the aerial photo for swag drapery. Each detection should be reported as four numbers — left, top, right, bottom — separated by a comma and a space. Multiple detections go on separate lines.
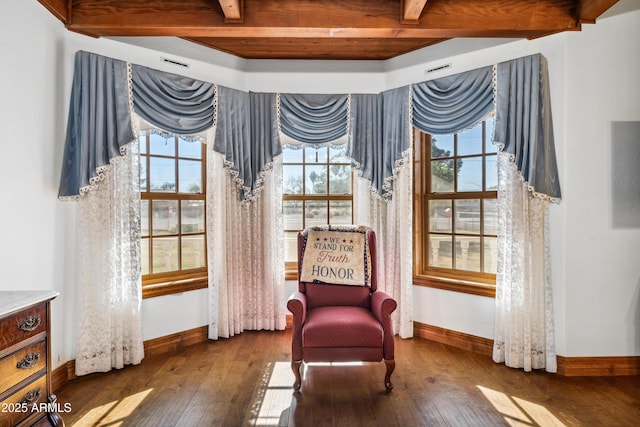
492, 54, 561, 372
59, 50, 561, 374
61, 53, 144, 375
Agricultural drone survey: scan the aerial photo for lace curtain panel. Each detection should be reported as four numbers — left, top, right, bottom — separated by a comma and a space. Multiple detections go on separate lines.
354, 163, 414, 339
492, 154, 556, 372
492, 53, 560, 372
75, 142, 144, 376
207, 150, 286, 339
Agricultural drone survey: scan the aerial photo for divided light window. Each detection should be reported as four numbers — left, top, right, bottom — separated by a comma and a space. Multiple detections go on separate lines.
413, 118, 498, 296
139, 130, 207, 294
282, 144, 353, 274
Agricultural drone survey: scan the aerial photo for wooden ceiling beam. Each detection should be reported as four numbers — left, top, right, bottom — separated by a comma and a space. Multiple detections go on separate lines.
64, 0, 580, 38
218, 0, 244, 23
36, 0, 618, 61
37, 0, 68, 24
402, 0, 429, 24
577, 0, 619, 24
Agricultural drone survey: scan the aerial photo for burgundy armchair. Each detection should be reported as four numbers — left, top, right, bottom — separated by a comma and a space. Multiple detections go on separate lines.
287, 226, 397, 391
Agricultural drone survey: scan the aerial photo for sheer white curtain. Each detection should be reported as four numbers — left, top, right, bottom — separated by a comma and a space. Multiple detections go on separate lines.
207, 150, 286, 339
354, 162, 414, 338
492, 153, 556, 372
75, 141, 145, 376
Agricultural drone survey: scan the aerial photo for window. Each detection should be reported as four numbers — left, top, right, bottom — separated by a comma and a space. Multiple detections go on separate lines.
282, 143, 353, 278
139, 129, 208, 298
413, 118, 498, 297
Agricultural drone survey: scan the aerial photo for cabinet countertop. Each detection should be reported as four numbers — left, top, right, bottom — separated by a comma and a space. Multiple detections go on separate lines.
0, 291, 59, 318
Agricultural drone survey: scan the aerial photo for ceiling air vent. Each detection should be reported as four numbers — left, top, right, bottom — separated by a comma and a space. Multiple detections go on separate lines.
161, 57, 190, 68
425, 63, 452, 74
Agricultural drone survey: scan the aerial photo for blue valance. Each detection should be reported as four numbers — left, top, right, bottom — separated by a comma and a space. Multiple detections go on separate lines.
412, 65, 494, 135
279, 94, 349, 144
131, 65, 215, 135
494, 54, 561, 200
58, 51, 135, 198
58, 50, 561, 202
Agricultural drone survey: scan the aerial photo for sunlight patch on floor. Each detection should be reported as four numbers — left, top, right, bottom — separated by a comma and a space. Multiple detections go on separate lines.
248, 362, 295, 427
72, 388, 153, 427
477, 385, 566, 427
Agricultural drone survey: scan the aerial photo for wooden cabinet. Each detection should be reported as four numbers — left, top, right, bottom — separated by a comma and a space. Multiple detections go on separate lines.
0, 291, 63, 427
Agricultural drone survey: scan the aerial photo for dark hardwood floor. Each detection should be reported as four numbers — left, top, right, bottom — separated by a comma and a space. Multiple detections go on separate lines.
55, 330, 640, 426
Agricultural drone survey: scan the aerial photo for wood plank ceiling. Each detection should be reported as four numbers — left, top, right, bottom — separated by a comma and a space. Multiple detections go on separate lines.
38, 0, 618, 60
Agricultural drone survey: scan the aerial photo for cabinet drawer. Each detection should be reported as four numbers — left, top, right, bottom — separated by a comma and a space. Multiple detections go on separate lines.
0, 374, 47, 427
0, 304, 47, 350
0, 340, 47, 392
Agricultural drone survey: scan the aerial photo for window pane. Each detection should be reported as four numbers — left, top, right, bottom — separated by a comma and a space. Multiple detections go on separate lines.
283, 200, 303, 230
283, 165, 303, 194
483, 199, 498, 236
305, 200, 328, 226
178, 159, 202, 193
141, 238, 150, 275
178, 137, 202, 159
141, 200, 149, 237
329, 165, 351, 194
428, 235, 452, 269
282, 146, 303, 163
181, 200, 204, 234
483, 237, 497, 274
182, 235, 205, 269
456, 236, 481, 272
457, 156, 482, 192
431, 134, 454, 159
455, 199, 480, 234
429, 199, 452, 233
149, 132, 175, 156
139, 131, 147, 154
139, 157, 147, 192
284, 231, 298, 263
152, 200, 178, 236
458, 124, 483, 156
486, 155, 498, 191
329, 200, 352, 225
306, 146, 327, 163
149, 157, 176, 192
329, 145, 349, 163
306, 165, 327, 194
152, 237, 179, 273
485, 117, 496, 154
431, 159, 455, 192
141, 126, 207, 280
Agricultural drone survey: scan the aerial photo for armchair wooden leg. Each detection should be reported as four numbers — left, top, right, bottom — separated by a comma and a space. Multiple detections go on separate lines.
384, 359, 395, 391
291, 360, 303, 391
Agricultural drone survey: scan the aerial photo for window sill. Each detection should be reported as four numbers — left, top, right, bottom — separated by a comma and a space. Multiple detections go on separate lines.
285, 261, 298, 281
413, 273, 496, 298
142, 275, 208, 299
285, 269, 298, 281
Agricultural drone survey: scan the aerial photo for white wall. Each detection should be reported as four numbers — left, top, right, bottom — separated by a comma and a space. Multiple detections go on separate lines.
0, 0, 74, 368
551, 6, 640, 356
2, 0, 638, 371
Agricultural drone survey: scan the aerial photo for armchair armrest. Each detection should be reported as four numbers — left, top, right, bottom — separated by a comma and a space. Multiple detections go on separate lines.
371, 291, 397, 360
287, 292, 307, 361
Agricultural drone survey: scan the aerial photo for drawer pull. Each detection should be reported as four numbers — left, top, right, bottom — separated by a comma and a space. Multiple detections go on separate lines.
17, 315, 41, 332
19, 387, 42, 405
17, 352, 41, 369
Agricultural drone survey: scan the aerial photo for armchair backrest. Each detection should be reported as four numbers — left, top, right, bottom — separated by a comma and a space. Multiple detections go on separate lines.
297, 226, 378, 310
